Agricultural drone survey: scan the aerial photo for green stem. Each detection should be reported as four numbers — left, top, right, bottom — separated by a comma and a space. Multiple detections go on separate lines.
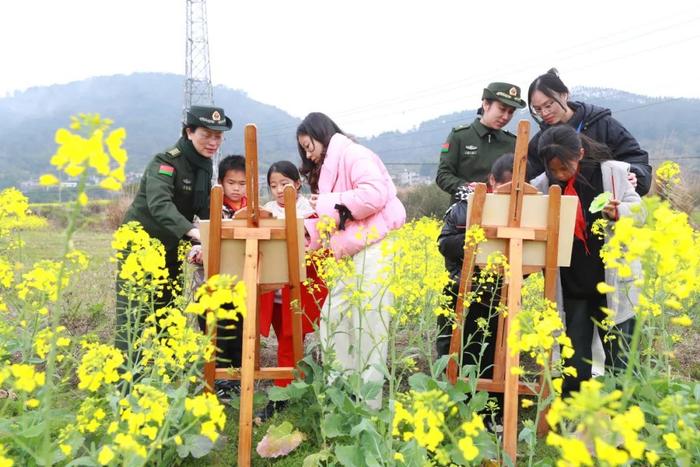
39, 171, 88, 462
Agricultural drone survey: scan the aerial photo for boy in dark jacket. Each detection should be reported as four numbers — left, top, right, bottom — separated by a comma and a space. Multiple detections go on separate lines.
436, 153, 514, 375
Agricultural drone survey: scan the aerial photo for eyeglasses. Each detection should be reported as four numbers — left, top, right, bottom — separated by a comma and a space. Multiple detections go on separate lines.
196, 129, 225, 143
532, 99, 558, 116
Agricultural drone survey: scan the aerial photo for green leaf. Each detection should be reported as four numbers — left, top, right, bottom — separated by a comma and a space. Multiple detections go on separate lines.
350, 418, 378, 437
184, 434, 214, 458
589, 191, 612, 213
268, 385, 291, 402
267, 421, 294, 438
322, 413, 348, 438
65, 456, 97, 466
335, 444, 362, 466
431, 354, 451, 377
408, 372, 432, 391
363, 451, 382, 467
176, 443, 191, 458
303, 448, 332, 467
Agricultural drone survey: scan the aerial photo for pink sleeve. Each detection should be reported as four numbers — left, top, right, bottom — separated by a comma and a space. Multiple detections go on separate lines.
317, 148, 389, 220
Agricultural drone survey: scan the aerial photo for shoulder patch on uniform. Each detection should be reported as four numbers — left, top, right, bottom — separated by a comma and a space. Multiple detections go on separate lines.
441, 143, 450, 153
166, 147, 181, 157
158, 164, 175, 177
453, 124, 470, 132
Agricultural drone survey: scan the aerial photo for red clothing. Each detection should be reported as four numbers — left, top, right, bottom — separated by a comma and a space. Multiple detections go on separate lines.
259, 262, 328, 386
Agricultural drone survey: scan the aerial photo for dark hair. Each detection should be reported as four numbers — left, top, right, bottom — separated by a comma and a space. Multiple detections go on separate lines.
490, 153, 514, 184
217, 154, 246, 182
476, 98, 495, 116
181, 124, 199, 139
296, 112, 345, 193
538, 126, 611, 182
267, 160, 301, 186
527, 68, 570, 122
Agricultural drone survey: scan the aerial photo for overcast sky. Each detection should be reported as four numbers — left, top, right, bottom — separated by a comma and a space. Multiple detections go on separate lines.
3, 1, 699, 136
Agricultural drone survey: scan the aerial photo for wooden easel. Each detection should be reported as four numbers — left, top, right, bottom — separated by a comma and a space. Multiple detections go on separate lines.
446, 120, 566, 464
202, 124, 305, 466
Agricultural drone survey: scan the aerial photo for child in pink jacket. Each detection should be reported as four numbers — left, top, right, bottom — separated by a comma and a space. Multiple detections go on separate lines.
297, 112, 406, 409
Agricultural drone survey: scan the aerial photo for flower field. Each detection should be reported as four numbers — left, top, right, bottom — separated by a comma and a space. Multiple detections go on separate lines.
0, 117, 698, 466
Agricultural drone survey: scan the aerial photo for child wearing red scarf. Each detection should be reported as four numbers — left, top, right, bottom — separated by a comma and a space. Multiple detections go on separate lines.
531, 126, 642, 395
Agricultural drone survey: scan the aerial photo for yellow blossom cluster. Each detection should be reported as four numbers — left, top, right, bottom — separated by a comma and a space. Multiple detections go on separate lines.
112, 222, 169, 301
39, 114, 127, 197
184, 392, 227, 442
654, 392, 700, 460
0, 188, 47, 241
601, 201, 698, 319
0, 364, 46, 393
0, 443, 13, 467
118, 384, 170, 444
547, 379, 651, 466
33, 325, 71, 360
138, 307, 214, 382
655, 161, 681, 186
186, 274, 247, 325
14, 249, 88, 305
381, 219, 452, 322
77, 342, 125, 392
75, 397, 109, 435
393, 388, 485, 465
509, 275, 574, 384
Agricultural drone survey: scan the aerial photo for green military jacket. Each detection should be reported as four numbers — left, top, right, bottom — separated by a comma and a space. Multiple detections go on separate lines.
435, 117, 516, 197
123, 137, 208, 251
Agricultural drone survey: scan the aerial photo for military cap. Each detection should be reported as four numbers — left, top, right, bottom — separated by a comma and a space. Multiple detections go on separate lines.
482, 82, 526, 109
185, 105, 233, 131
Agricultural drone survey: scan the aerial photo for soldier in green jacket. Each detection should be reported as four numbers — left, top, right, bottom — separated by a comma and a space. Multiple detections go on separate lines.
436, 82, 525, 199
116, 105, 232, 351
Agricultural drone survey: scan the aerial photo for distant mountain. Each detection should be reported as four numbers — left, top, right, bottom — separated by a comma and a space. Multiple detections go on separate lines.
0, 73, 698, 191
363, 86, 700, 172
0, 73, 300, 188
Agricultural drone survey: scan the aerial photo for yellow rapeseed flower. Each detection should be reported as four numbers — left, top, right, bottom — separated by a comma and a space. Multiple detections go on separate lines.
10, 364, 46, 392
97, 446, 115, 465
77, 343, 124, 392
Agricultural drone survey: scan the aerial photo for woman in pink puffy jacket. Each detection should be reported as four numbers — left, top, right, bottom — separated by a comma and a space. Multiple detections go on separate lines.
297, 112, 406, 408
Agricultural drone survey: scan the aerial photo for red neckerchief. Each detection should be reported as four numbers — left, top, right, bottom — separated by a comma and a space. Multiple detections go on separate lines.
563, 171, 590, 255
224, 196, 247, 213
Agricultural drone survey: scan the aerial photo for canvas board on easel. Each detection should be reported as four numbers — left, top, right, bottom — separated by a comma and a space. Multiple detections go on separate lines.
466, 192, 579, 267
199, 218, 307, 285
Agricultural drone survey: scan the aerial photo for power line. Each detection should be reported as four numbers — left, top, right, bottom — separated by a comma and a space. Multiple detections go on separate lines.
258, 12, 700, 134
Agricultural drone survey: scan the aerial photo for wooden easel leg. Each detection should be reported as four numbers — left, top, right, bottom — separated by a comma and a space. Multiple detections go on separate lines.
503, 238, 524, 464
238, 239, 260, 467
537, 184, 562, 437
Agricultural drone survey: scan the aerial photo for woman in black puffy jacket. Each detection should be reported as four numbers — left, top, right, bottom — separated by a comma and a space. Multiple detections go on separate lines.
526, 68, 652, 196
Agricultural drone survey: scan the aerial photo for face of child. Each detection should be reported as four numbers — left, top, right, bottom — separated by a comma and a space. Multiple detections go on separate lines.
298, 134, 324, 164
269, 171, 301, 207
547, 157, 579, 183
221, 169, 246, 202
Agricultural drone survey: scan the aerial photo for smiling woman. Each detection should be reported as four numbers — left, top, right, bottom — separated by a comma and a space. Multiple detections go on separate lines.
526, 68, 652, 196
116, 105, 232, 353
435, 81, 526, 201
